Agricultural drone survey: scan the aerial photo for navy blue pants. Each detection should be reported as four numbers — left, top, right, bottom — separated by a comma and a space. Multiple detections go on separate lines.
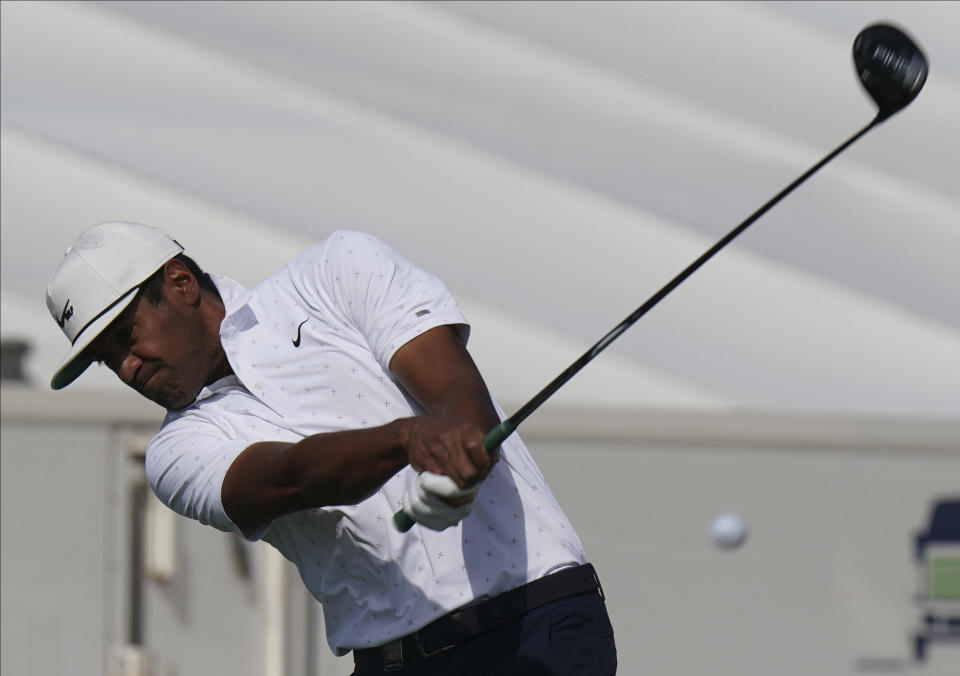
352, 591, 617, 675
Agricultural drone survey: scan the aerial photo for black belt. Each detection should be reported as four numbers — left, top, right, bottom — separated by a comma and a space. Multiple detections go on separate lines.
354, 563, 603, 672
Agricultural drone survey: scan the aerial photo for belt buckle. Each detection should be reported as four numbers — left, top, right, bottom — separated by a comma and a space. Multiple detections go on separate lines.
414, 631, 457, 659
382, 638, 404, 672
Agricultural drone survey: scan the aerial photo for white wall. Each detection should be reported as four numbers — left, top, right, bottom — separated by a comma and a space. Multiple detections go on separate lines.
1, 386, 268, 676
531, 433, 960, 675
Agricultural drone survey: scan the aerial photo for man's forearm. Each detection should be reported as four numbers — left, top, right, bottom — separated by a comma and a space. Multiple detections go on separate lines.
223, 419, 410, 533
283, 419, 412, 507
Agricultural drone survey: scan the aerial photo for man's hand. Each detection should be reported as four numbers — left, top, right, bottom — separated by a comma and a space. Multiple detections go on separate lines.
400, 472, 478, 531
389, 325, 504, 531
399, 415, 497, 490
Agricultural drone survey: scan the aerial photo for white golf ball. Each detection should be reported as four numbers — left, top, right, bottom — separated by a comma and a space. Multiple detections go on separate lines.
710, 512, 748, 550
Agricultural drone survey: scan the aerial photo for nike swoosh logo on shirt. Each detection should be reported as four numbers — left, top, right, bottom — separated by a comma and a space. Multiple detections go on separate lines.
292, 319, 308, 347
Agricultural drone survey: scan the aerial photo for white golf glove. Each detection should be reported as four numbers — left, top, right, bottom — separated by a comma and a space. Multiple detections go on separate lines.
400, 472, 478, 531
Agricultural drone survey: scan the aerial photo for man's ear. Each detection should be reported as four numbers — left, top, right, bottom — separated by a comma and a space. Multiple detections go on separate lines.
161, 259, 201, 305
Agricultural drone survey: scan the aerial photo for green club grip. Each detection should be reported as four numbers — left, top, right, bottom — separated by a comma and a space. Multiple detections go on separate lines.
481, 420, 516, 451
391, 420, 516, 532
392, 510, 416, 532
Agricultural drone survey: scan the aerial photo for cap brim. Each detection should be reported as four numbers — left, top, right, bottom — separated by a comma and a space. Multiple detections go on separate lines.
50, 287, 140, 390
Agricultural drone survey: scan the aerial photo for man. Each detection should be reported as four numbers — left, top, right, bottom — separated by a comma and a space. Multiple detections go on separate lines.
47, 221, 616, 674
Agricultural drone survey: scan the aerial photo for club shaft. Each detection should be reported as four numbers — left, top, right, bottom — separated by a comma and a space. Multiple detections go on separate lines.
394, 115, 880, 532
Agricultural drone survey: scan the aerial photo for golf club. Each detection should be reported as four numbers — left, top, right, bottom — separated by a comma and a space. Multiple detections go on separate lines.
394, 22, 927, 532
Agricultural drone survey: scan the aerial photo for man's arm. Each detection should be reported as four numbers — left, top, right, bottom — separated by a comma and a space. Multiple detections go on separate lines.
389, 324, 502, 486
221, 325, 498, 535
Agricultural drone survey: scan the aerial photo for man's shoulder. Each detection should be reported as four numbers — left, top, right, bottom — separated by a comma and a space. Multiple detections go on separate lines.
250, 230, 380, 281
253, 230, 398, 293
324, 229, 387, 249
146, 393, 239, 469
152, 403, 215, 444
298, 230, 387, 259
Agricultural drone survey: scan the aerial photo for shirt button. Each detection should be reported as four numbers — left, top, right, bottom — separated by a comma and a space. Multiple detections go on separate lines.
254, 382, 263, 390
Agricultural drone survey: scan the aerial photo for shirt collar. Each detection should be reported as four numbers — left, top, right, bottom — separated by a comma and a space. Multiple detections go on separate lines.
194, 374, 243, 402
210, 273, 250, 314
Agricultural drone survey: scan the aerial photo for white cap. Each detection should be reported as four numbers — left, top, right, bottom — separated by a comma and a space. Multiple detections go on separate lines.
46, 222, 184, 390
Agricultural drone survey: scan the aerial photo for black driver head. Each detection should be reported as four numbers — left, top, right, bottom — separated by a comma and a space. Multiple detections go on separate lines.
853, 23, 928, 121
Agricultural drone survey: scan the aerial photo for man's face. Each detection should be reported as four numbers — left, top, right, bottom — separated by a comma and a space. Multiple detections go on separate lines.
86, 279, 223, 410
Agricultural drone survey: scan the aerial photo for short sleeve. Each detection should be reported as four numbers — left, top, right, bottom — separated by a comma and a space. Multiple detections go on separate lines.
309, 231, 469, 368
145, 416, 262, 540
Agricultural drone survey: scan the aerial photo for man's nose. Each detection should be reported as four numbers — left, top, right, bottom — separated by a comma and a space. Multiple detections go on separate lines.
118, 351, 143, 385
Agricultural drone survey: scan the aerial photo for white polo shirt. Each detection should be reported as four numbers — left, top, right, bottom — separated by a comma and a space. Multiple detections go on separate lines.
145, 230, 585, 655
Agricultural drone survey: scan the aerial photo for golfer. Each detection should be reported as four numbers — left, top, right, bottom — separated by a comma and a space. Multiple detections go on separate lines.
46, 221, 616, 674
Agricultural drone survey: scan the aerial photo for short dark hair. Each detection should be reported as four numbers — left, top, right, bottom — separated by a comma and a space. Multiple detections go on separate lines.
139, 253, 218, 305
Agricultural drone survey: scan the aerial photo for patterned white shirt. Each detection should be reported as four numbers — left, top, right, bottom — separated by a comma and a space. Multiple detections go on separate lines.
145, 231, 585, 655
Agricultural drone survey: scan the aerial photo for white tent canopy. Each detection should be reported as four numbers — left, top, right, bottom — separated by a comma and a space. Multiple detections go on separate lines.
2, 1, 958, 418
